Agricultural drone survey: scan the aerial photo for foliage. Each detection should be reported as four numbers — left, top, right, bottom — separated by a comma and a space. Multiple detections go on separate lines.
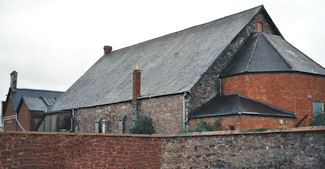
130, 113, 155, 134
179, 120, 222, 134
310, 113, 325, 126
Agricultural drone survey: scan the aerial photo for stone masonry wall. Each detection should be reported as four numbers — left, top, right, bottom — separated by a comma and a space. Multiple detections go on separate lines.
188, 13, 278, 112
161, 127, 325, 169
222, 73, 325, 126
75, 94, 184, 134
0, 132, 161, 169
139, 94, 184, 134
1, 127, 324, 169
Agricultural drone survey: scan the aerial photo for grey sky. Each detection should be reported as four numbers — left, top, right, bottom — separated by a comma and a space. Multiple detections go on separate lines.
1, 0, 325, 122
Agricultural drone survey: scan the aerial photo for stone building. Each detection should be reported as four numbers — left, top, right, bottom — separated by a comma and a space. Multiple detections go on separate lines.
1, 71, 63, 131
5, 5, 324, 134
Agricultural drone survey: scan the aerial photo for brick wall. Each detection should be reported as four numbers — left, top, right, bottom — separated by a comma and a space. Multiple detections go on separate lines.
76, 94, 184, 134
161, 127, 325, 169
3, 97, 18, 131
0, 132, 161, 169
1, 127, 324, 168
17, 101, 31, 131
222, 73, 325, 126
189, 115, 296, 130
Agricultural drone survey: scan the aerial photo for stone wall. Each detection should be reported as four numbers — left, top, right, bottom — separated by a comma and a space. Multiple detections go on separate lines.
75, 94, 184, 134
161, 127, 325, 169
222, 73, 325, 126
188, 13, 278, 112
0, 132, 161, 169
1, 127, 324, 169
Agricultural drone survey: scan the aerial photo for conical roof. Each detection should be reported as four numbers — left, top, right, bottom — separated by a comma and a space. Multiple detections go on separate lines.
222, 33, 325, 77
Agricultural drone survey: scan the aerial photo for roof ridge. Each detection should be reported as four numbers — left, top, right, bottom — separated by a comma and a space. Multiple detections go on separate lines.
261, 33, 292, 69
245, 33, 260, 71
107, 5, 263, 54
16, 88, 63, 93
264, 33, 325, 70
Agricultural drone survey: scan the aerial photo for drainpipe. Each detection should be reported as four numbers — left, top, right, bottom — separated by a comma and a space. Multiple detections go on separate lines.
16, 112, 25, 132
70, 109, 75, 132
183, 92, 189, 127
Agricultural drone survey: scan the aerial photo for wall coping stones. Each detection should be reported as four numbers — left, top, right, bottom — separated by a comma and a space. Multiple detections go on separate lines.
165, 126, 325, 138
1, 126, 324, 138
0, 131, 163, 138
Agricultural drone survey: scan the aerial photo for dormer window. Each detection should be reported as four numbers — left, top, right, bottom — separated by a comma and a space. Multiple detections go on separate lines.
255, 20, 265, 32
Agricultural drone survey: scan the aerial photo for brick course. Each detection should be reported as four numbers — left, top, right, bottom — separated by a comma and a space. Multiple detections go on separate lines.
189, 115, 296, 131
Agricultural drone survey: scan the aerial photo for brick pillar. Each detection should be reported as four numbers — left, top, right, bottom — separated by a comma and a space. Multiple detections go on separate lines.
132, 65, 141, 101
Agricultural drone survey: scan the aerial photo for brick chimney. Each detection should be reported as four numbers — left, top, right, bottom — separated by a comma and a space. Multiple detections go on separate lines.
10, 71, 17, 92
103, 45, 112, 54
132, 65, 141, 101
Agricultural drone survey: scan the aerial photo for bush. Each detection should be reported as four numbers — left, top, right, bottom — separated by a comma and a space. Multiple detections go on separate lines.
130, 114, 155, 134
179, 120, 222, 133
310, 113, 325, 126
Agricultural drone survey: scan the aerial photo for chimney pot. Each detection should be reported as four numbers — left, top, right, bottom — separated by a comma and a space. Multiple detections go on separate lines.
132, 65, 141, 101
103, 45, 112, 54
10, 71, 17, 92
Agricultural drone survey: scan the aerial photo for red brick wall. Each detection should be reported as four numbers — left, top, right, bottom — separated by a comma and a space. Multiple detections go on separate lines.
189, 115, 295, 130
3, 97, 18, 131
17, 101, 31, 131
222, 73, 325, 126
0, 132, 161, 169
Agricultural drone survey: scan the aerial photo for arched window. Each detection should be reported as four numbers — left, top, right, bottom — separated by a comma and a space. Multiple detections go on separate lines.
255, 20, 265, 32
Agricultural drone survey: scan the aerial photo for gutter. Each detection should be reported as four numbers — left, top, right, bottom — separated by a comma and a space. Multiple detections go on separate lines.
16, 112, 25, 132
183, 92, 189, 127
70, 109, 75, 132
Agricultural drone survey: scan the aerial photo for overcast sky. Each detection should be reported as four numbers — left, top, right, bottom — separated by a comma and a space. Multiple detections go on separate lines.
1, 0, 325, 121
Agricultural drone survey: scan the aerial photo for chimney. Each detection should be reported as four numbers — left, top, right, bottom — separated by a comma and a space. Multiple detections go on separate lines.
132, 65, 141, 101
10, 71, 17, 92
103, 45, 112, 54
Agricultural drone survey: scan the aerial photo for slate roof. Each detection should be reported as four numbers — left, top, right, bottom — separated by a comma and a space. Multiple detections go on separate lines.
189, 94, 296, 118
50, 6, 263, 111
21, 96, 58, 111
222, 33, 325, 77
10, 89, 62, 112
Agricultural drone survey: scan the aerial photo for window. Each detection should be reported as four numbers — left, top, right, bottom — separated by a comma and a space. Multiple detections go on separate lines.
257, 22, 263, 32
94, 117, 107, 133
313, 101, 324, 118
255, 20, 265, 32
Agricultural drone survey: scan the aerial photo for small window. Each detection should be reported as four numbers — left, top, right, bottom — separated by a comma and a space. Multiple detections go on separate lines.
257, 22, 263, 32
255, 20, 265, 32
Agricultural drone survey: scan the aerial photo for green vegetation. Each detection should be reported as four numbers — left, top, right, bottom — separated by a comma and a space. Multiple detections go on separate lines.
310, 113, 325, 126
130, 113, 155, 134
179, 120, 222, 134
